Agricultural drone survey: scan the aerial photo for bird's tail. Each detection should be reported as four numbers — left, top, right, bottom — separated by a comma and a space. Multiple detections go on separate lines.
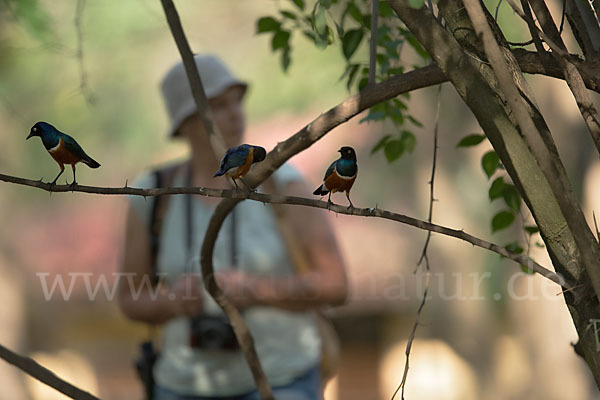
213, 169, 225, 178
313, 185, 329, 196
82, 156, 100, 169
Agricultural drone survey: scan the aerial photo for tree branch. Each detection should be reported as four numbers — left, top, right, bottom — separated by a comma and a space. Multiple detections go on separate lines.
160, 0, 227, 157
462, 0, 600, 299
0, 344, 99, 400
508, 0, 600, 156
512, 49, 600, 92
160, 1, 272, 397
0, 173, 567, 288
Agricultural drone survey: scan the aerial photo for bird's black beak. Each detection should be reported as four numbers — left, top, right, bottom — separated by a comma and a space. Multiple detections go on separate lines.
338, 148, 342, 153
26, 132, 34, 140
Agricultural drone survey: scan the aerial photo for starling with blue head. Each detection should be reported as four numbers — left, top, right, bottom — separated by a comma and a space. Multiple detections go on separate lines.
27, 121, 100, 186
213, 144, 266, 189
313, 146, 357, 209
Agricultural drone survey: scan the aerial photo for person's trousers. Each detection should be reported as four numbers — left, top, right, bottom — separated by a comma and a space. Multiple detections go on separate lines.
154, 366, 322, 400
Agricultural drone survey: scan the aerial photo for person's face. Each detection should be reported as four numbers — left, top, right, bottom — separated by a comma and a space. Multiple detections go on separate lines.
209, 85, 246, 147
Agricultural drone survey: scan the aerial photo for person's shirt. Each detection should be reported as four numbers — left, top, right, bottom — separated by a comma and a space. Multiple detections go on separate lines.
128, 162, 321, 396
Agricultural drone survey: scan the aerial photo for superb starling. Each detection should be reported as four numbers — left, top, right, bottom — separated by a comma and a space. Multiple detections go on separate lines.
213, 144, 266, 188
313, 146, 357, 208
27, 121, 100, 186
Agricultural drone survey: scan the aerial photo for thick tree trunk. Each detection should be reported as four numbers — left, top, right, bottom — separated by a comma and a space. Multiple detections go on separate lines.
388, 0, 600, 387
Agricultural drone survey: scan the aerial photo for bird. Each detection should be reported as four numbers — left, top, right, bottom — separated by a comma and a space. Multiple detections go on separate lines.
26, 121, 100, 186
313, 146, 358, 209
213, 144, 266, 188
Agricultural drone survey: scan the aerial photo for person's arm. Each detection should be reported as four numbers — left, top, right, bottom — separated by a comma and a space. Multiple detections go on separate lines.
118, 203, 204, 324
216, 180, 349, 311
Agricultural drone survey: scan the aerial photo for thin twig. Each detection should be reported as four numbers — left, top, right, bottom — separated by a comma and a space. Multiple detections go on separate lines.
559, 0, 567, 34
593, 211, 600, 242
508, 39, 534, 46
416, 84, 442, 270
505, 0, 572, 59
369, 0, 379, 85
393, 84, 442, 400
495, 0, 504, 21
0, 344, 99, 400
74, 0, 95, 105
519, 0, 546, 60
391, 271, 430, 400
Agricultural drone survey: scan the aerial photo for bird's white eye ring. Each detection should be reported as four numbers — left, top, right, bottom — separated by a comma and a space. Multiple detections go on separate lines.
33, 127, 37, 132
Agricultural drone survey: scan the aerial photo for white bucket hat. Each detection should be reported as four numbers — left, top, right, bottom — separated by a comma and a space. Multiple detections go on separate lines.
160, 54, 248, 137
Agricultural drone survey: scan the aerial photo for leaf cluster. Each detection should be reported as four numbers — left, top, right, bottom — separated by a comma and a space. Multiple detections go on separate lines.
256, 0, 430, 163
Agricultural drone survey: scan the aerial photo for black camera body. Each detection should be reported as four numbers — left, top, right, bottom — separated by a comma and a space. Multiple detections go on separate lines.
189, 315, 240, 350
135, 341, 157, 399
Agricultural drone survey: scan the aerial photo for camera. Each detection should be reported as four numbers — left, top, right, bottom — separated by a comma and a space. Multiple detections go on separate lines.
134, 341, 157, 399
189, 315, 240, 350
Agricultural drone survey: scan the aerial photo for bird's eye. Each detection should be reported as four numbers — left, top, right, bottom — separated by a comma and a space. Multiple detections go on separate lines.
33, 127, 37, 132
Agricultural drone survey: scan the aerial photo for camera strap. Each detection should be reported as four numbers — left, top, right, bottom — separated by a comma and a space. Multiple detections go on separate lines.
183, 164, 238, 273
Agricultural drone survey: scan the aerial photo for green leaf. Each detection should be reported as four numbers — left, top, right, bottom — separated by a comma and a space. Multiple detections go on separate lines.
521, 263, 535, 274
358, 76, 369, 91
12, 0, 53, 41
401, 131, 416, 153
492, 210, 515, 232
257, 16, 280, 33
481, 151, 500, 179
387, 67, 404, 75
333, 18, 345, 39
525, 225, 539, 235
384, 139, 405, 162
408, 115, 423, 127
393, 99, 408, 110
280, 10, 297, 20
314, 5, 328, 36
379, 1, 394, 17
292, 0, 305, 10
359, 110, 386, 123
408, 0, 426, 8
388, 103, 405, 125
302, 29, 317, 42
518, 257, 535, 274
272, 30, 291, 50
371, 135, 391, 154
281, 47, 291, 72
502, 184, 521, 212
489, 177, 505, 200
346, 2, 363, 23
346, 64, 360, 90
505, 241, 524, 254
457, 134, 486, 147
342, 29, 364, 60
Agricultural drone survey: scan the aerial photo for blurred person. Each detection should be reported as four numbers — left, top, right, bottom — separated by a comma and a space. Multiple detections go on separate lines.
118, 54, 348, 400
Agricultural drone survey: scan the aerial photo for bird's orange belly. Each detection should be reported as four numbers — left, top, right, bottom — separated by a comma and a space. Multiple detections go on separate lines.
227, 148, 254, 179
324, 172, 356, 193
48, 140, 81, 165
228, 162, 252, 179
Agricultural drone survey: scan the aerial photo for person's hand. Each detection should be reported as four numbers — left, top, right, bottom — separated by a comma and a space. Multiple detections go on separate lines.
215, 269, 256, 309
168, 274, 204, 317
